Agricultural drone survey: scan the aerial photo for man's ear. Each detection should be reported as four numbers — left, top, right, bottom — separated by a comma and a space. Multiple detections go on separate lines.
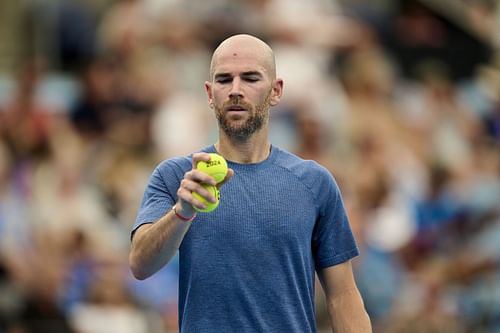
269, 79, 283, 106
205, 81, 213, 106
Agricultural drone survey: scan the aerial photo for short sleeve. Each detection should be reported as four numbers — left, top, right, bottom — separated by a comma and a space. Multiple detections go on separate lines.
312, 170, 359, 270
131, 157, 191, 237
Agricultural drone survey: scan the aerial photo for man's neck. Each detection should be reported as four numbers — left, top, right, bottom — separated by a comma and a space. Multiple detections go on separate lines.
215, 132, 271, 164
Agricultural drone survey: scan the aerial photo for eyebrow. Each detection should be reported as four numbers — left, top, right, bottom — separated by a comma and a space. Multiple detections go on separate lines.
214, 71, 264, 80
214, 73, 232, 81
241, 71, 263, 78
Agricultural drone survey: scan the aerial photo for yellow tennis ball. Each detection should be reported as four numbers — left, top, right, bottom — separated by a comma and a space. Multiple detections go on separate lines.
192, 184, 220, 213
196, 153, 228, 184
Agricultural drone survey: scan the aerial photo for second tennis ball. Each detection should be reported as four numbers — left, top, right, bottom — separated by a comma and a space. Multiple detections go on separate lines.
196, 153, 228, 184
193, 184, 220, 213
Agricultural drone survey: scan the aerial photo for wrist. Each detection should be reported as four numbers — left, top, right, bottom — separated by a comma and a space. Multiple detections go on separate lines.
172, 204, 196, 222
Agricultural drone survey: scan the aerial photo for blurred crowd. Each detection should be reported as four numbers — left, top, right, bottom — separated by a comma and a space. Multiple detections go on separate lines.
0, 0, 499, 332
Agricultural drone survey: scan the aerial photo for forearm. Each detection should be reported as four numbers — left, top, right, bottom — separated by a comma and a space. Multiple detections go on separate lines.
129, 207, 193, 280
129, 152, 231, 280
327, 287, 372, 333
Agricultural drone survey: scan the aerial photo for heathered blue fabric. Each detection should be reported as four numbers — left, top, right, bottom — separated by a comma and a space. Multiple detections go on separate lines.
133, 145, 359, 333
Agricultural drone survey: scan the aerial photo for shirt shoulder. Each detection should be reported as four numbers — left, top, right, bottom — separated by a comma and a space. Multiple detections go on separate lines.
271, 147, 341, 211
272, 147, 335, 184
155, 155, 192, 177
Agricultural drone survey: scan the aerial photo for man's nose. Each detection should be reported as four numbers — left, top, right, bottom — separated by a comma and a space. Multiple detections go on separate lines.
229, 78, 243, 99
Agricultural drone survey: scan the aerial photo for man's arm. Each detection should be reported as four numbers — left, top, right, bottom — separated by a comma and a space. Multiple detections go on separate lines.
129, 153, 233, 280
129, 205, 195, 280
317, 260, 372, 333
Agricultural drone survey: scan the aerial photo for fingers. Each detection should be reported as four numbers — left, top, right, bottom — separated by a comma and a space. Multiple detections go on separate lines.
184, 166, 217, 186
177, 153, 217, 210
191, 152, 211, 170
179, 152, 233, 210
177, 179, 217, 210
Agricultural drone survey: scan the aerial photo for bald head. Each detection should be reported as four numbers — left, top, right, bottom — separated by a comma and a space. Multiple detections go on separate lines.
209, 34, 276, 80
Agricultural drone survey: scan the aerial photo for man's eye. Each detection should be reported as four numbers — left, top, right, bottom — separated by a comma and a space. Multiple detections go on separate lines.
216, 78, 231, 84
245, 77, 259, 82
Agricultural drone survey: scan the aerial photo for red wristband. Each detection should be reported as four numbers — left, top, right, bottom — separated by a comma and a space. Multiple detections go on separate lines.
173, 205, 196, 222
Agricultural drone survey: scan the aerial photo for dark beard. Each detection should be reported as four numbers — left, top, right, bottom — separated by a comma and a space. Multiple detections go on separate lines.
215, 92, 271, 142
216, 111, 266, 142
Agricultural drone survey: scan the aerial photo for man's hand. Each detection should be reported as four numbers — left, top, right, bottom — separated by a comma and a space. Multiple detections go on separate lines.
176, 152, 234, 216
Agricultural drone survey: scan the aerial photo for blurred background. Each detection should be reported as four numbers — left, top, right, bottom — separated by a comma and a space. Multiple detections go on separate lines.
0, 0, 499, 332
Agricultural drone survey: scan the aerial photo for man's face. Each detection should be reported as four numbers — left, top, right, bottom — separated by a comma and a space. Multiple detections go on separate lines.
205, 46, 282, 141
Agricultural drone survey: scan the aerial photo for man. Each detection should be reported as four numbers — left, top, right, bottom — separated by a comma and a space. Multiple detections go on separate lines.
129, 34, 372, 332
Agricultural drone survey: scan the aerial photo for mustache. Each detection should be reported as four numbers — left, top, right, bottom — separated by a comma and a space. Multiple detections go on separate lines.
222, 97, 252, 109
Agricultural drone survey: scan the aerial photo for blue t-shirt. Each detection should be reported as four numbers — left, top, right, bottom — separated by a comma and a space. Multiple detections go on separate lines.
133, 145, 359, 332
